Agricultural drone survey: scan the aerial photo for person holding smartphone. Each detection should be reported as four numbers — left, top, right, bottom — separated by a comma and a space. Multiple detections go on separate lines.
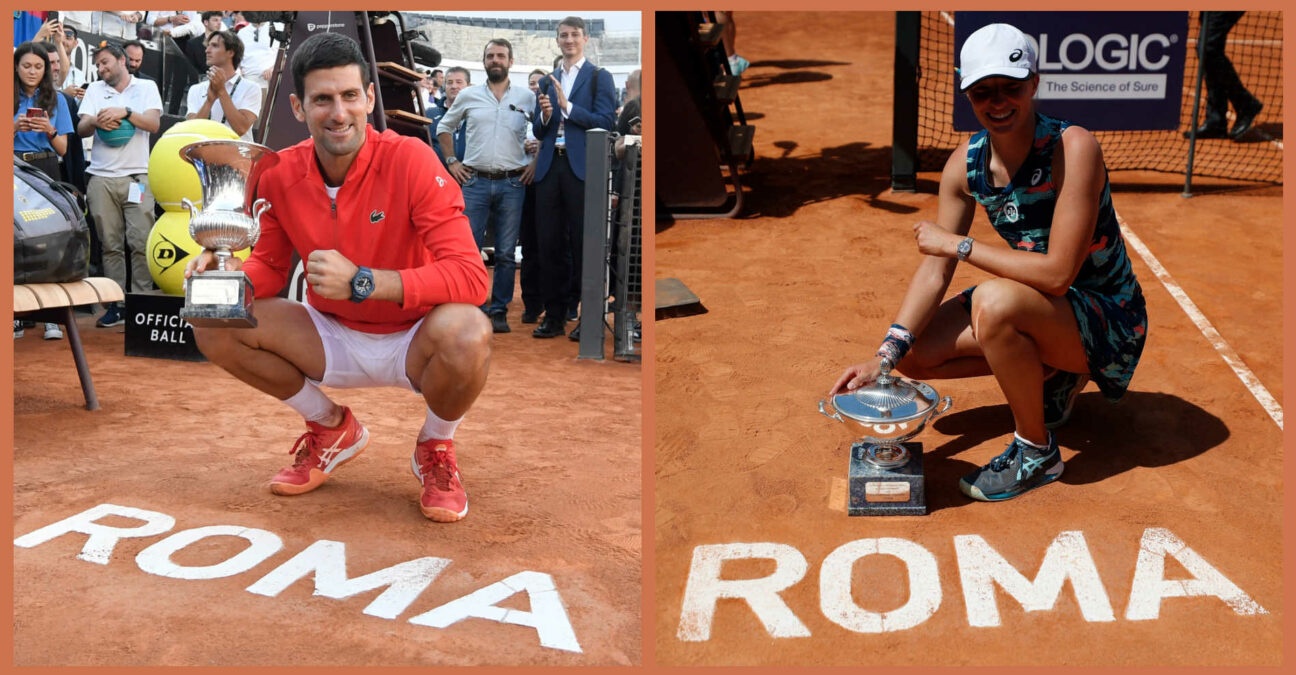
31, 16, 72, 88
14, 41, 74, 181
14, 41, 76, 342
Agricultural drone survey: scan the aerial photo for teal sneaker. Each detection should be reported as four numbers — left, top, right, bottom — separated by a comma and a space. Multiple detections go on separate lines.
728, 54, 749, 76
960, 434, 1063, 502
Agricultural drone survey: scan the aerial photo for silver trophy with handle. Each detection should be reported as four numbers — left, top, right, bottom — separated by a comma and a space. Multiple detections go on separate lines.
177, 139, 279, 328
819, 358, 952, 515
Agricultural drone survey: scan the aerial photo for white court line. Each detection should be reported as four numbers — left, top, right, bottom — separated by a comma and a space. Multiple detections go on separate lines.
1116, 212, 1283, 429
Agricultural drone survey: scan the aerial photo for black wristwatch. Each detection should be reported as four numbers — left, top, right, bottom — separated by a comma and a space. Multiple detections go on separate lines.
123, 107, 132, 121
349, 266, 375, 302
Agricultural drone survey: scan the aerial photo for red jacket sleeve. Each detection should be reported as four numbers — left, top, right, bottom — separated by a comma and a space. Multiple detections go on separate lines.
241, 184, 294, 299
393, 138, 488, 310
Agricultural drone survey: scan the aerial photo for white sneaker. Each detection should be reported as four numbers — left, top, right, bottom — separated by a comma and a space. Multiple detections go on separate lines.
43, 323, 64, 340
14, 320, 24, 339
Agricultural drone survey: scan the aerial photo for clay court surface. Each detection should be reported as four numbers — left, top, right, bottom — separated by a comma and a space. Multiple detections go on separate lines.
10, 311, 641, 665
655, 12, 1282, 666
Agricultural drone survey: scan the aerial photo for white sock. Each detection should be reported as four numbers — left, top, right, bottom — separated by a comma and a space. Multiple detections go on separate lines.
1015, 432, 1051, 451
282, 381, 337, 424
418, 408, 463, 442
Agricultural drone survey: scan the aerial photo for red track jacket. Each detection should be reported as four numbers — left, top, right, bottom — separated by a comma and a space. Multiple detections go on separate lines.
244, 126, 488, 334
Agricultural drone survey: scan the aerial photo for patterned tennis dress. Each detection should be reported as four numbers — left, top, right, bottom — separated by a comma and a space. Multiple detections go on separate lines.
960, 113, 1148, 401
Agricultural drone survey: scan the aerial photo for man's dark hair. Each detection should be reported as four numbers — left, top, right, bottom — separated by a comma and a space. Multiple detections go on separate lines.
483, 38, 512, 60
558, 16, 586, 35
93, 40, 126, 60
431, 68, 442, 76
201, 10, 223, 23
207, 30, 244, 68
290, 32, 371, 99
13, 41, 58, 114
446, 65, 470, 85
123, 39, 144, 53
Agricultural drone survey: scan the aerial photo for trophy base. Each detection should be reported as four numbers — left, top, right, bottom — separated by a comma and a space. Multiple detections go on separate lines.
180, 270, 257, 328
848, 441, 926, 516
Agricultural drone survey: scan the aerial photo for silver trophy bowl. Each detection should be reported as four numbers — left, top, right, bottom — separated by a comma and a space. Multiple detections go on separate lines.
179, 139, 279, 270
819, 359, 952, 468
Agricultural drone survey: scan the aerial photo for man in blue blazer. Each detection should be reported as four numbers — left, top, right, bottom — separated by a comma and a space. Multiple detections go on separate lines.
530, 16, 618, 339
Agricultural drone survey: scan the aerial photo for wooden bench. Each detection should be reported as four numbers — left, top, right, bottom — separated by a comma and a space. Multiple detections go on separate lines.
13, 277, 124, 410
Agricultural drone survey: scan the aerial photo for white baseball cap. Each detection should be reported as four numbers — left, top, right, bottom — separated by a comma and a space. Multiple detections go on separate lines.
958, 23, 1037, 91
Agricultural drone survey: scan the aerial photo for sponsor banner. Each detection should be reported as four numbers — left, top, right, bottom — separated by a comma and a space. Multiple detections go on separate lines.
953, 12, 1189, 131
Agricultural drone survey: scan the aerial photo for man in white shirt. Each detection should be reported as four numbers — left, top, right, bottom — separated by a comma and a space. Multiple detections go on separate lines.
144, 10, 203, 41
184, 30, 262, 142
234, 15, 283, 94
75, 41, 163, 327
436, 39, 536, 334
93, 11, 145, 39
58, 24, 86, 94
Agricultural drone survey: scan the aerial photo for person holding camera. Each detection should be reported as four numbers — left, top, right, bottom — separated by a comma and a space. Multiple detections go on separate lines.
29, 17, 71, 88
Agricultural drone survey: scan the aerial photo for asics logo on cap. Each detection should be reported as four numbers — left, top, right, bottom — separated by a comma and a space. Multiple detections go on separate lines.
1010, 49, 1023, 62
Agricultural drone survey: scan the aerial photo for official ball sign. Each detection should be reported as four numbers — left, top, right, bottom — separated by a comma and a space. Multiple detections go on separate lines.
124, 292, 205, 361
953, 12, 1189, 131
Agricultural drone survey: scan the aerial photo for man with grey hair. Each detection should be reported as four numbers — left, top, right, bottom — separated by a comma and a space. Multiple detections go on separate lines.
428, 66, 469, 168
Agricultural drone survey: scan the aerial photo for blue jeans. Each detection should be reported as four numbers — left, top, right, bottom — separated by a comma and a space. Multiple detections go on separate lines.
461, 173, 526, 315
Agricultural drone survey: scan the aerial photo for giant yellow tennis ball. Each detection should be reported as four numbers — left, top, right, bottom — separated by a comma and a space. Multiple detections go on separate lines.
148, 119, 240, 212
147, 210, 252, 296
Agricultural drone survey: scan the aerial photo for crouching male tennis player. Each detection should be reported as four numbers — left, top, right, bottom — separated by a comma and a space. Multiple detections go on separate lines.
185, 32, 490, 522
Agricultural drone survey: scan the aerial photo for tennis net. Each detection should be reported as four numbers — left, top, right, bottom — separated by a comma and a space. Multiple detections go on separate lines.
917, 11, 1282, 183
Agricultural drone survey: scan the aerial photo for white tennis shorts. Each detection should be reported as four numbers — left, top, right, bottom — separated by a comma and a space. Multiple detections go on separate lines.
303, 303, 426, 392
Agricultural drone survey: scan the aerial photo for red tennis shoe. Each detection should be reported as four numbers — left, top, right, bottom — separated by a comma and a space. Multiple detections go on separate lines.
270, 407, 369, 495
411, 438, 468, 522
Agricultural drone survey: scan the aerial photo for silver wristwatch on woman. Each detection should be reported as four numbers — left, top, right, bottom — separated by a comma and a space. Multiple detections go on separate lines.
956, 236, 974, 261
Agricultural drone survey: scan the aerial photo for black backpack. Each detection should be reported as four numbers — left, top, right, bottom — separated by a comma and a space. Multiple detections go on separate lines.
13, 155, 90, 284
